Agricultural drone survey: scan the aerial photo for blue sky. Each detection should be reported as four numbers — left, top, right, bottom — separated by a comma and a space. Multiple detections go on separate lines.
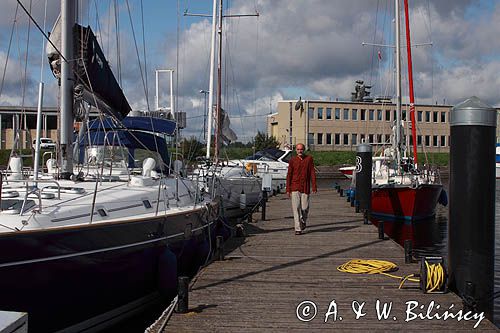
1, 0, 500, 142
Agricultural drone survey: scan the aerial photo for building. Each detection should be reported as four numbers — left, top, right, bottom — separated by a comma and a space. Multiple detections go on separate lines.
268, 99, 456, 153
0, 106, 59, 150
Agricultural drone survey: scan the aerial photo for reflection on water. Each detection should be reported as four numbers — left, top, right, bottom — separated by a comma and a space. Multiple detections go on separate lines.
322, 178, 500, 327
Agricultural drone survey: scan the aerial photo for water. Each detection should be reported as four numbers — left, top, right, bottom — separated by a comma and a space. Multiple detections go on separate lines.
322, 179, 500, 327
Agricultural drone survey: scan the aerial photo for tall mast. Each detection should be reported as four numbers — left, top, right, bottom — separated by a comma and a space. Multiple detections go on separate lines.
214, 0, 223, 163
403, 0, 419, 167
205, 0, 217, 158
394, 0, 402, 168
60, 0, 74, 178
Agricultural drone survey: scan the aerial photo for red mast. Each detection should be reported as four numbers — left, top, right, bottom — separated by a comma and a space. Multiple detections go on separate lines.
403, 0, 419, 167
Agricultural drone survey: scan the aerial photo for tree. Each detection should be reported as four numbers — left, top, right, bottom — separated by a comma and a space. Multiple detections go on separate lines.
180, 136, 205, 162
253, 131, 280, 151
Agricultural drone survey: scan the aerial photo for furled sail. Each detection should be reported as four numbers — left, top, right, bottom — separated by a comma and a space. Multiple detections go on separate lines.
47, 16, 131, 120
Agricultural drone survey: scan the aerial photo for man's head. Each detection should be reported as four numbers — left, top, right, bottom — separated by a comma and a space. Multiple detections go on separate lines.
296, 143, 305, 157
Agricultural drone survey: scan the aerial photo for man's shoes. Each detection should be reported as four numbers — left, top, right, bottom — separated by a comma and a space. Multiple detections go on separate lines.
300, 219, 307, 231
295, 231, 302, 235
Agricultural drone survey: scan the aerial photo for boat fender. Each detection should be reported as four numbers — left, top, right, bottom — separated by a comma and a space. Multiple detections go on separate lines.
438, 189, 448, 207
158, 247, 178, 296
239, 191, 246, 210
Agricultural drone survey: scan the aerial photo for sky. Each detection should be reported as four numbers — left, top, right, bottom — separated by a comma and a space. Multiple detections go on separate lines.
0, 0, 499, 143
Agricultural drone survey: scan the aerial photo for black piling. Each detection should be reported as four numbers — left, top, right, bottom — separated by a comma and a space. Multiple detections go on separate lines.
404, 240, 413, 264
449, 96, 496, 319
177, 276, 189, 313
215, 236, 224, 261
261, 190, 267, 221
378, 221, 384, 240
355, 143, 372, 223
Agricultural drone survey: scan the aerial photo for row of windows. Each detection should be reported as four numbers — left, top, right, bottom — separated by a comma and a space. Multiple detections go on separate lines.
307, 107, 447, 123
307, 133, 449, 147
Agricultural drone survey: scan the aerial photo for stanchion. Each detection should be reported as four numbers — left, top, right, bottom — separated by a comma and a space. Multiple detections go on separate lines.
177, 276, 189, 313
216, 236, 224, 261
404, 240, 413, 264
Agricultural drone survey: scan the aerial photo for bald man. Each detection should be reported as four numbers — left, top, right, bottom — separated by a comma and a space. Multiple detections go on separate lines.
286, 143, 317, 235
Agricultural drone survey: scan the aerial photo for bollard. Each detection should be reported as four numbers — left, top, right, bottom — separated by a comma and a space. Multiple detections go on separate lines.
404, 240, 413, 264
215, 236, 224, 261
177, 276, 189, 313
339, 189, 344, 197
261, 190, 267, 221
355, 200, 360, 213
363, 211, 369, 225
449, 96, 496, 319
378, 221, 384, 240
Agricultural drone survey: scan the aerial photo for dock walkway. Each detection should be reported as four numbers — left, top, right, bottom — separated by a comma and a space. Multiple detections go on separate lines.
163, 187, 497, 331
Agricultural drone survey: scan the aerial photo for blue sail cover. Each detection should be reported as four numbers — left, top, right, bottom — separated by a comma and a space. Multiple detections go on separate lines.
80, 116, 176, 168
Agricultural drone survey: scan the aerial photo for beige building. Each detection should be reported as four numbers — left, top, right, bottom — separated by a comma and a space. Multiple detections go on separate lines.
268, 99, 457, 153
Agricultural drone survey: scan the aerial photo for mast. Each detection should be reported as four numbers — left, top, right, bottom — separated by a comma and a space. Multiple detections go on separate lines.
205, 0, 218, 159
60, 0, 74, 178
403, 0, 419, 167
214, 0, 223, 163
394, 0, 402, 168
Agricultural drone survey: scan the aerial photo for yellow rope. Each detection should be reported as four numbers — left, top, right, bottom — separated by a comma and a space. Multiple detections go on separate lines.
337, 259, 446, 292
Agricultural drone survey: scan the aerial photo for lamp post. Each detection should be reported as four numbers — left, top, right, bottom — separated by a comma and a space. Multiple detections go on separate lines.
200, 90, 209, 142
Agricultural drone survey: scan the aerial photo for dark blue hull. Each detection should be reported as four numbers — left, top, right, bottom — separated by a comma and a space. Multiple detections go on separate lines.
0, 204, 222, 332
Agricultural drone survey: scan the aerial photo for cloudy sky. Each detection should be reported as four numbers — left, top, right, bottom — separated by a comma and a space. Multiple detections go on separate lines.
0, 0, 499, 143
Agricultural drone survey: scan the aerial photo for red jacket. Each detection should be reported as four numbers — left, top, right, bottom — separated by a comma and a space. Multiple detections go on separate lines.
286, 154, 317, 194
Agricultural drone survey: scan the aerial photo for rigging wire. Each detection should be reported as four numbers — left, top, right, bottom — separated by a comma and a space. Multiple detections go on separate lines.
113, 0, 122, 85
140, 0, 149, 108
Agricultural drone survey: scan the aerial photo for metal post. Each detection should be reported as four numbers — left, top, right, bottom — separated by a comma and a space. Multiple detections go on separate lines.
404, 239, 412, 264
449, 96, 496, 319
261, 190, 267, 221
177, 276, 189, 313
378, 221, 384, 240
216, 235, 224, 261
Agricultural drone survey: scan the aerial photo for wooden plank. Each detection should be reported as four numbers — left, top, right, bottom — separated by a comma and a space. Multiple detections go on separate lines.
152, 188, 498, 332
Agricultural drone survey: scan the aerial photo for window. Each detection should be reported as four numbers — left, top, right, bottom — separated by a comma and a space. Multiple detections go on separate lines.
441, 112, 446, 123
326, 108, 332, 120
308, 133, 314, 146
425, 111, 430, 122
433, 111, 438, 123
425, 135, 430, 147
369, 109, 374, 121
326, 133, 332, 145
377, 134, 382, 143
385, 110, 391, 121
308, 107, 314, 119
409, 136, 413, 146
352, 109, 358, 120
343, 133, 349, 145
393, 110, 397, 121
317, 107, 323, 120
433, 135, 438, 147
440, 135, 446, 147
343, 108, 349, 120
360, 134, 366, 143
417, 135, 422, 145
335, 108, 341, 120
377, 109, 382, 121
351, 134, 357, 145
402, 110, 406, 121
417, 111, 423, 122
317, 133, 323, 145
368, 134, 374, 143
361, 109, 366, 121
334, 133, 340, 145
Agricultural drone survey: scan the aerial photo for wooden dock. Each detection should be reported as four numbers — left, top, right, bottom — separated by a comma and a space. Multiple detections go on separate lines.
160, 187, 497, 331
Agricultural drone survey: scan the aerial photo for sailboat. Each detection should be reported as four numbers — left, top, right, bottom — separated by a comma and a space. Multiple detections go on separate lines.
0, 2, 219, 332
370, 0, 443, 220
196, 0, 263, 219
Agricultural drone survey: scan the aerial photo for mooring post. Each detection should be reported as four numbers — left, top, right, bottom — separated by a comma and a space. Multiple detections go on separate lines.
261, 190, 267, 221
355, 143, 372, 224
404, 239, 413, 264
449, 96, 496, 319
177, 276, 189, 313
216, 235, 224, 261
378, 221, 384, 240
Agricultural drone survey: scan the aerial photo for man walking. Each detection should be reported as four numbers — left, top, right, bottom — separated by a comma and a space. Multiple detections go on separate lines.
286, 143, 317, 235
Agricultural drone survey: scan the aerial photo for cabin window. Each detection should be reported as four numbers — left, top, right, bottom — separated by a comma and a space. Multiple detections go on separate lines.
97, 208, 107, 217
143, 200, 152, 209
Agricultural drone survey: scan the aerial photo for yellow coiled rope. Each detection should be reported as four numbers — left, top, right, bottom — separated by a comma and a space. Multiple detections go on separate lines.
337, 259, 444, 291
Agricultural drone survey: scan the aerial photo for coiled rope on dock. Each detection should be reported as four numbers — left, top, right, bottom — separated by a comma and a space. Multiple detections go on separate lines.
337, 259, 445, 292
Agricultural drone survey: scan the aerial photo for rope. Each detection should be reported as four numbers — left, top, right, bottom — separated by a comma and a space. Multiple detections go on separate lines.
337, 259, 446, 292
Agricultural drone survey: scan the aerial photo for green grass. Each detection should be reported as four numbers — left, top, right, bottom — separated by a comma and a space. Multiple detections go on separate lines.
308, 151, 357, 166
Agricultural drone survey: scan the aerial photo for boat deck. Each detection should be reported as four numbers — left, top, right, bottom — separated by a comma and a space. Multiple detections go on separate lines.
156, 186, 498, 331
